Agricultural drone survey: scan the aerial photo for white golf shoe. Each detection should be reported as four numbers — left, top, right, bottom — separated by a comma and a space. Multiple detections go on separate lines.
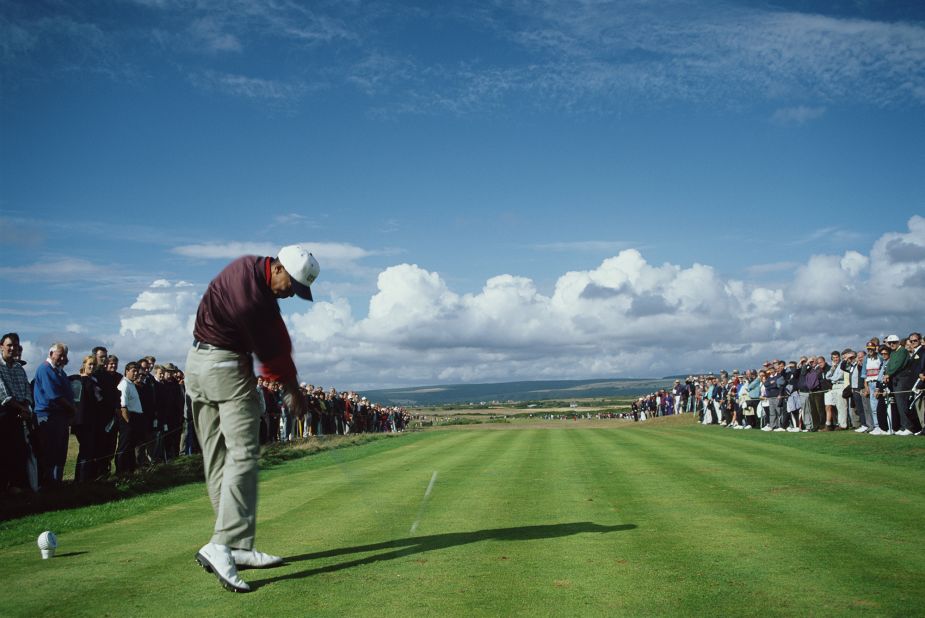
232, 548, 285, 569
196, 543, 251, 593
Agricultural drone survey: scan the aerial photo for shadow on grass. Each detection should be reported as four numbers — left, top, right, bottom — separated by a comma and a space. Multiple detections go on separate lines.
0, 434, 395, 522
253, 522, 636, 589
53, 551, 88, 558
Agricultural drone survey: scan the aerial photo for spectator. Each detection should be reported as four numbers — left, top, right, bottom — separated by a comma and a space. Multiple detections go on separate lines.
173, 368, 196, 455
0, 333, 35, 493
151, 364, 169, 462
763, 363, 784, 432
823, 351, 847, 431
741, 369, 759, 429
671, 380, 684, 412
803, 357, 827, 431
261, 380, 282, 443
135, 357, 158, 467
864, 340, 885, 435
875, 345, 897, 434
756, 370, 769, 428
96, 354, 122, 476
794, 357, 812, 431
782, 361, 802, 432
33, 342, 76, 486
839, 349, 862, 430
70, 354, 103, 482
850, 349, 872, 433
161, 363, 185, 459
255, 377, 268, 443
115, 361, 144, 474
905, 333, 924, 433
882, 335, 921, 436
328, 387, 343, 434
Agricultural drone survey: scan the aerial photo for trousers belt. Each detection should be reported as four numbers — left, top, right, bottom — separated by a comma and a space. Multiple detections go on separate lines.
192, 339, 220, 351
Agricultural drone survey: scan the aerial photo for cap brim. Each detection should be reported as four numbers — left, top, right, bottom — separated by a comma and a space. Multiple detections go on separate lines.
291, 278, 313, 301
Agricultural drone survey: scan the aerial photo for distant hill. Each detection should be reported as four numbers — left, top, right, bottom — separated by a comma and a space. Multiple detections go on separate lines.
361, 378, 675, 407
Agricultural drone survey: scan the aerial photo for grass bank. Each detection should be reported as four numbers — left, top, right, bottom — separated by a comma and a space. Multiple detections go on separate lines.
0, 432, 403, 541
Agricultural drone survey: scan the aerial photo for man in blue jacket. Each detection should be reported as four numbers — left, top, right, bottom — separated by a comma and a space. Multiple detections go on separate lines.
33, 342, 76, 485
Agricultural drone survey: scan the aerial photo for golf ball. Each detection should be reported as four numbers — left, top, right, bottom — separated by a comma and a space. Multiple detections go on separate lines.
37, 531, 57, 550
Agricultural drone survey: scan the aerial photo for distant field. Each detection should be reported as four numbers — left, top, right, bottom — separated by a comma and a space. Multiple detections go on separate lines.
3, 416, 924, 616
363, 378, 675, 406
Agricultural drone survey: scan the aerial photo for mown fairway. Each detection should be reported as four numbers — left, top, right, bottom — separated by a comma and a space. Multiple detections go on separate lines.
3, 418, 924, 616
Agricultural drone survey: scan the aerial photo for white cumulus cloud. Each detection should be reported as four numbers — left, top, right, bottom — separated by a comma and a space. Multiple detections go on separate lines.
113, 280, 203, 365
101, 218, 924, 389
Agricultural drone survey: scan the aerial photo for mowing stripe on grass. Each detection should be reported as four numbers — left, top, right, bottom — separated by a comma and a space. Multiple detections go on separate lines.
593, 425, 925, 614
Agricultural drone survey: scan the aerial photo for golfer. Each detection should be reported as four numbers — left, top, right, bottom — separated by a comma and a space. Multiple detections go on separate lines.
187, 245, 318, 593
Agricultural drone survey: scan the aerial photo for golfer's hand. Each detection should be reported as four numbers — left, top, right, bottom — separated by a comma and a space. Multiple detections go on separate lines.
282, 384, 308, 419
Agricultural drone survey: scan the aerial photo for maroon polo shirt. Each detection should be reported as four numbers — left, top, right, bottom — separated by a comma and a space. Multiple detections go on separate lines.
193, 255, 297, 383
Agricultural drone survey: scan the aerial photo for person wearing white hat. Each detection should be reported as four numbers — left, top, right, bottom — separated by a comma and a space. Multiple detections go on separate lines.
185, 245, 319, 593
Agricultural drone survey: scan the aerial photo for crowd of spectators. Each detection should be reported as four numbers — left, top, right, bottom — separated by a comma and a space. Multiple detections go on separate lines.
631, 392, 680, 419
636, 332, 924, 435
0, 333, 408, 495
257, 378, 409, 443
3, 329, 921, 495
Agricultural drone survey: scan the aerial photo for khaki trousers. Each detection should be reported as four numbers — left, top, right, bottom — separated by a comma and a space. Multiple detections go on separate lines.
185, 345, 261, 550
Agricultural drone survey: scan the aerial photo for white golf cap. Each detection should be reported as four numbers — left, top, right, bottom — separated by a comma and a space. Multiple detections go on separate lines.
884, 334, 900, 343
277, 245, 320, 301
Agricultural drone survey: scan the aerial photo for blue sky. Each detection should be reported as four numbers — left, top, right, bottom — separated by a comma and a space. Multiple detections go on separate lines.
2, 0, 923, 388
